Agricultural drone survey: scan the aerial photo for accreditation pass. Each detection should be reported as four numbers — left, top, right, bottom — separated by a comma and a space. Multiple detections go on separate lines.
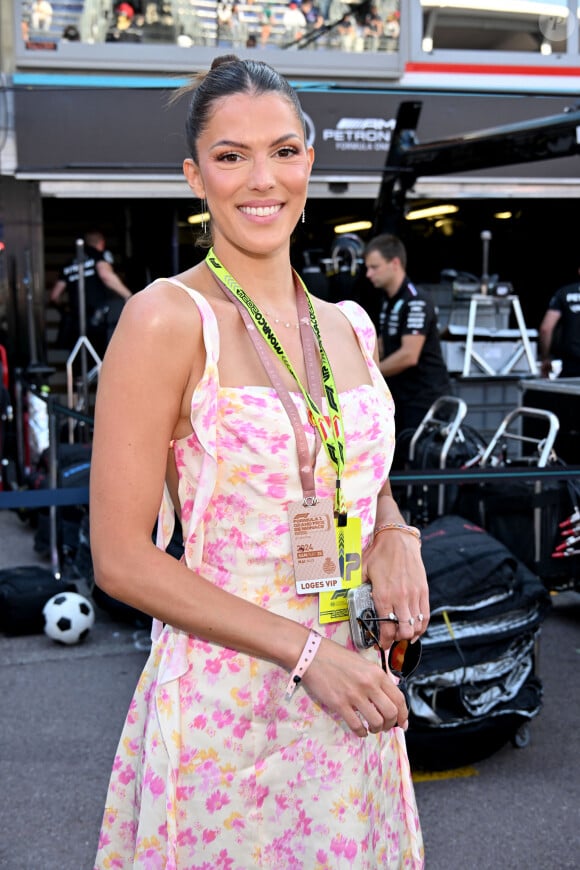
288, 498, 342, 594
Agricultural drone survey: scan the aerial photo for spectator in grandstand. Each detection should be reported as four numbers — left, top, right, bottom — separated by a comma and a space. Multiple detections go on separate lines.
114, 1, 139, 16
30, 0, 53, 31
259, 2, 274, 44
283, 0, 306, 42
144, 1, 159, 24
365, 233, 451, 465
539, 269, 580, 378
237, 0, 267, 45
61, 24, 81, 41
228, 2, 247, 46
362, 2, 383, 50
106, 3, 144, 42
300, 0, 324, 40
323, 0, 355, 49
217, 0, 234, 42
328, 0, 379, 51
384, 8, 400, 50
332, 4, 363, 51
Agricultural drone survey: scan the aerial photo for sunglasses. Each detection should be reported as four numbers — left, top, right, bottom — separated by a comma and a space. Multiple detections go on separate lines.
357, 610, 422, 702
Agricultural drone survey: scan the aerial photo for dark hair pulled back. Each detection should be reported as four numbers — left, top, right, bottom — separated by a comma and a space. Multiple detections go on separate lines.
180, 55, 307, 163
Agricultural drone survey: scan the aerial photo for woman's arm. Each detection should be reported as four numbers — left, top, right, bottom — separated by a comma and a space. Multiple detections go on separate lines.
363, 485, 430, 649
367, 330, 430, 645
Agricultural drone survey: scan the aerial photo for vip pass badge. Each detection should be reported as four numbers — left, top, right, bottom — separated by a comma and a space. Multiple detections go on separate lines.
204, 250, 358, 616
288, 499, 343, 595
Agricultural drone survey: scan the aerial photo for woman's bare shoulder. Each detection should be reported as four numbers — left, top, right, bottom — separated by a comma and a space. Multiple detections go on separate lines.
314, 296, 361, 331
103, 272, 212, 384
310, 295, 337, 317
121, 268, 211, 336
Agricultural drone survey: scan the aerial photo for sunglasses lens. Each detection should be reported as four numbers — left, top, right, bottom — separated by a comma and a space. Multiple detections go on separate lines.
360, 609, 378, 644
388, 639, 422, 678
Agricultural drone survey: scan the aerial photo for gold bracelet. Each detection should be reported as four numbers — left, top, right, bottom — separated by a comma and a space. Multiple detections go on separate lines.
373, 522, 421, 543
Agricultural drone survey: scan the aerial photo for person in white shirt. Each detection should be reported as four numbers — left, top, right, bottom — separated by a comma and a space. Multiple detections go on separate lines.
283, 0, 306, 41
30, 0, 53, 31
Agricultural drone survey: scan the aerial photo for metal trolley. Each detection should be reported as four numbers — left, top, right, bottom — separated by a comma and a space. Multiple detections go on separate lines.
406, 395, 484, 524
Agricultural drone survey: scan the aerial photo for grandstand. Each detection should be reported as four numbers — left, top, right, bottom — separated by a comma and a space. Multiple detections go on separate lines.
18, 0, 402, 51
22, 0, 85, 44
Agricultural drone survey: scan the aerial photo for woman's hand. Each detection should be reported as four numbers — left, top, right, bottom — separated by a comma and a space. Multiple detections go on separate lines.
362, 527, 430, 650
302, 637, 409, 738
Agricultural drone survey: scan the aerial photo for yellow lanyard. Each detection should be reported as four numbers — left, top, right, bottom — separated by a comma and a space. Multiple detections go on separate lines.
206, 249, 347, 517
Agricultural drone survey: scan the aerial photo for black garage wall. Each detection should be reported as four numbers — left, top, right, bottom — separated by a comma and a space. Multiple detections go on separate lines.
41, 195, 580, 332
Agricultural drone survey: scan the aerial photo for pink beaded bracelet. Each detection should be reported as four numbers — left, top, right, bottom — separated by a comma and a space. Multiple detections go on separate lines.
373, 522, 422, 543
285, 629, 322, 699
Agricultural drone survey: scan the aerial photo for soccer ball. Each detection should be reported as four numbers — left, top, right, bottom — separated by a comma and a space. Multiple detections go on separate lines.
43, 592, 95, 645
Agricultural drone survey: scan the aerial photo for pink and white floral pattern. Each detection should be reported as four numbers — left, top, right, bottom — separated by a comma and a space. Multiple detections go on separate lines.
94, 283, 424, 869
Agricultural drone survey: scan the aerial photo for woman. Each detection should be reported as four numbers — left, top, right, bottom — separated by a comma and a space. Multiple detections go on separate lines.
92, 55, 428, 868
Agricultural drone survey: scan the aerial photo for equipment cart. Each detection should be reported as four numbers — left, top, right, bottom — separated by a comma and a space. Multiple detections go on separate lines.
457, 406, 580, 592
405, 395, 485, 526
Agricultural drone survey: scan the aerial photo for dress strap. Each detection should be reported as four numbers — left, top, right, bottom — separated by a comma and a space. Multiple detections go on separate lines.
337, 300, 392, 398
336, 300, 376, 360
149, 277, 220, 367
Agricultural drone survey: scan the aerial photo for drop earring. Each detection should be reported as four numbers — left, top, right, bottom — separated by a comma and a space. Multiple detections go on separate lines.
201, 198, 208, 233
301, 208, 306, 224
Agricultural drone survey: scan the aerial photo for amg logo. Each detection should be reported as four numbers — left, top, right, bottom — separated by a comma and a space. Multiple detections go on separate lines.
336, 118, 397, 131
323, 117, 397, 150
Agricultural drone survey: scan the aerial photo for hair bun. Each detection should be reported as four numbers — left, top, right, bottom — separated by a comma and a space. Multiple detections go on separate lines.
211, 54, 240, 71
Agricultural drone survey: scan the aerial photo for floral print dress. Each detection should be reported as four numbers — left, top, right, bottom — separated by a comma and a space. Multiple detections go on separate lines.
94, 280, 424, 870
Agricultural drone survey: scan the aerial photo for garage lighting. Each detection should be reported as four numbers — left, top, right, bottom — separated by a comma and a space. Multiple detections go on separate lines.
188, 212, 210, 225
494, 211, 513, 219
333, 220, 373, 234
405, 204, 459, 221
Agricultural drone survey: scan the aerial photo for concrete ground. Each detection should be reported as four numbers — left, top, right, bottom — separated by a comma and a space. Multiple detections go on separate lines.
1, 508, 579, 869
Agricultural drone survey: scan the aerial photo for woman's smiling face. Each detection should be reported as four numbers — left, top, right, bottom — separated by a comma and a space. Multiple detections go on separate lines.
184, 91, 314, 259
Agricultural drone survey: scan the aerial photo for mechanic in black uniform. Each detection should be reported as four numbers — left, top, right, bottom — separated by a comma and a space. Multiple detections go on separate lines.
364, 233, 451, 466
539, 270, 580, 378
50, 230, 132, 359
